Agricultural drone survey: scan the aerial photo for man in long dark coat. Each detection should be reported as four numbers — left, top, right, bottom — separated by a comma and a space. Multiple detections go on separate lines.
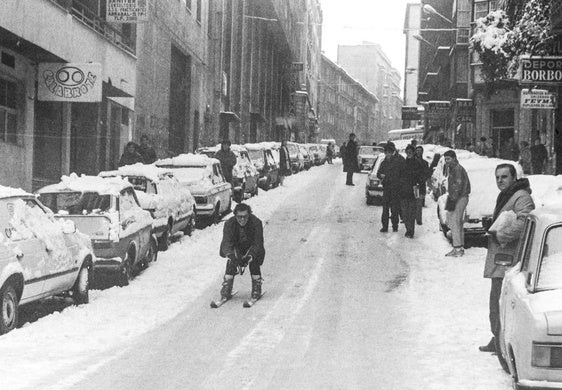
343, 133, 360, 185
378, 142, 404, 232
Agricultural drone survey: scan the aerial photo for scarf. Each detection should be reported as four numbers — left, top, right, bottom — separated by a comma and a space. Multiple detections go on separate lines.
492, 178, 531, 222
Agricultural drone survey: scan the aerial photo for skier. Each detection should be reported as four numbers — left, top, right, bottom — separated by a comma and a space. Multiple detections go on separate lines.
217, 203, 265, 304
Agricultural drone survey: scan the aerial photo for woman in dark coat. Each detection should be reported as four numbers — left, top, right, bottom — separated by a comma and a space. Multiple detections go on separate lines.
278, 140, 291, 185
343, 133, 360, 185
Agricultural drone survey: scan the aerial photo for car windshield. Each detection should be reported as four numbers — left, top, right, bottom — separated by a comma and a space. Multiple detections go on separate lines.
248, 150, 265, 164
159, 166, 206, 183
359, 146, 379, 155
39, 191, 112, 214
537, 225, 562, 291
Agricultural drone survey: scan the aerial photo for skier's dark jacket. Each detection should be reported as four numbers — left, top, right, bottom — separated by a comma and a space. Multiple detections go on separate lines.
220, 214, 265, 264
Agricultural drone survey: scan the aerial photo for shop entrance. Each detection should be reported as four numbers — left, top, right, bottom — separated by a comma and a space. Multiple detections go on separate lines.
33, 101, 63, 190
490, 109, 515, 158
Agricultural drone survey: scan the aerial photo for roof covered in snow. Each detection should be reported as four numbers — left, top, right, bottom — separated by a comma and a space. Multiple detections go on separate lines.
156, 153, 219, 167
243, 143, 265, 151
99, 163, 174, 182
36, 173, 132, 195
0, 185, 32, 199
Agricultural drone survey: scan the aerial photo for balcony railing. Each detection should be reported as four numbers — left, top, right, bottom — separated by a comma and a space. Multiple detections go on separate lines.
49, 0, 136, 55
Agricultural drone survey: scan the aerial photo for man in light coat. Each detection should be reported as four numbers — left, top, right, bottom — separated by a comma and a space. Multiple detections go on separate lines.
479, 163, 535, 353
444, 150, 471, 257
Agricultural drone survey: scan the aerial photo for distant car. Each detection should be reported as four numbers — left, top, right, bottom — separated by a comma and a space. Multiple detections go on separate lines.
306, 144, 321, 165
287, 142, 304, 173
260, 141, 280, 168
365, 154, 385, 205
156, 154, 232, 224
100, 164, 197, 251
0, 187, 94, 334
317, 144, 328, 164
299, 145, 313, 170
497, 206, 562, 389
244, 143, 279, 190
357, 145, 384, 171
37, 175, 157, 287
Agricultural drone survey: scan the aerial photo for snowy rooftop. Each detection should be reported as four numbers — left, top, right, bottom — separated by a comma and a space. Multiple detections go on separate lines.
156, 153, 219, 167
36, 173, 132, 195
99, 163, 173, 182
244, 143, 265, 151
0, 185, 31, 199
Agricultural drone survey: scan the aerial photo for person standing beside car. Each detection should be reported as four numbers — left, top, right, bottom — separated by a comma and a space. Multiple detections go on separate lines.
138, 134, 157, 164
119, 142, 144, 167
398, 144, 423, 238
479, 164, 534, 353
278, 140, 291, 185
530, 138, 548, 174
414, 146, 431, 225
214, 139, 237, 185
378, 142, 404, 233
343, 133, 360, 186
443, 150, 471, 257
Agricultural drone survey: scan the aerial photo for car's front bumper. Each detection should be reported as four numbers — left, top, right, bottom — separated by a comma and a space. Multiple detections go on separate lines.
519, 379, 562, 389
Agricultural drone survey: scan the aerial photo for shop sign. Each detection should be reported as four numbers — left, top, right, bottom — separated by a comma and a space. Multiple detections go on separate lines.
38, 63, 102, 102
106, 0, 148, 23
520, 89, 558, 109
425, 101, 451, 119
402, 106, 420, 121
519, 56, 562, 84
455, 99, 474, 123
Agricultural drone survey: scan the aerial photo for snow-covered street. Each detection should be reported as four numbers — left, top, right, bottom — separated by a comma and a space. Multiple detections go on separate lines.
1, 161, 512, 390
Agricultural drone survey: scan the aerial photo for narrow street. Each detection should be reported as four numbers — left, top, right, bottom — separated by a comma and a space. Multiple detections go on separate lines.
25, 163, 511, 390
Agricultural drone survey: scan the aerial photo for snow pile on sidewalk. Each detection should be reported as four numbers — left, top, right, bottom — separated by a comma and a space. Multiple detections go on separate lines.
0, 166, 326, 390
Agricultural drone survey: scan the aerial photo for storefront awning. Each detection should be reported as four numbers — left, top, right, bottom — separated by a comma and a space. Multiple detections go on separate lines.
220, 111, 241, 122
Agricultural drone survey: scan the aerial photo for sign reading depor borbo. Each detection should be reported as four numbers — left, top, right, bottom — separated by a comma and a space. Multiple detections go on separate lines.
520, 56, 562, 83
38, 63, 102, 102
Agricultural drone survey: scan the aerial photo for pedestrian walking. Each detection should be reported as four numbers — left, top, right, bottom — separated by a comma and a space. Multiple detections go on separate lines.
278, 140, 291, 185
326, 142, 334, 164
414, 146, 431, 225
443, 150, 471, 257
398, 144, 423, 238
138, 134, 157, 164
216, 203, 265, 304
214, 139, 237, 185
518, 141, 531, 174
530, 138, 548, 174
378, 142, 404, 233
118, 141, 143, 167
343, 133, 360, 186
479, 164, 534, 353
475, 137, 486, 156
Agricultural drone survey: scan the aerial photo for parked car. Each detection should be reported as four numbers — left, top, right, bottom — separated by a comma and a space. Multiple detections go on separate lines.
365, 154, 385, 205
287, 142, 304, 173
299, 145, 313, 170
317, 144, 328, 164
244, 143, 279, 190
306, 144, 321, 166
99, 164, 197, 251
0, 186, 95, 334
357, 145, 384, 171
37, 175, 157, 287
197, 145, 258, 203
156, 154, 232, 224
497, 205, 562, 389
260, 141, 280, 168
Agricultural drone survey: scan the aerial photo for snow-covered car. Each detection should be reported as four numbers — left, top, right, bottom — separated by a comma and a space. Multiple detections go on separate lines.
357, 145, 384, 171
260, 141, 280, 168
0, 186, 94, 334
299, 145, 313, 170
497, 205, 562, 389
37, 175, 157, 286
99, 164, 196, 251
156, 154, 232, 223
434, 154, 523, 238
365, 154, 385, 205
317, 144, 328, 164
244, 143, 279, 190
287, 142, 304, 173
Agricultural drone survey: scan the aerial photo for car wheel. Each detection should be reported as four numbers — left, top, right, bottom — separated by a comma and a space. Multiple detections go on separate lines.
118, 252, 133, 287
72, 264, 90, 305
183, 213, 196, 236
212, 203, 221, 225
366, 195, 374, 205
0, 282, 18, 335
158, 229, 171, 251
144, 239, 158, 266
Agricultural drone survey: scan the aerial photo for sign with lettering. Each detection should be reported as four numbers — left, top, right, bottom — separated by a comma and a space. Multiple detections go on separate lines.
107, 0, 148, 23
425, 101, 451, 119
519, 56, 562, 84
38, 63, 102, 102
455, 99, 474, 123
521, 89, 558, 109
402, 106, 421, 121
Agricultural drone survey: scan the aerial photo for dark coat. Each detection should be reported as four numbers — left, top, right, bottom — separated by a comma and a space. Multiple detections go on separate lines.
214, 149, 237, 183
416, 158, 431, 196
398, 157, 423, 200
119, 143, 144, 167
343, 139, 360, 173
279, 145, 291, 176
220, 214, 265, 264
138, 144, 157, 164
377, 153, 405, 194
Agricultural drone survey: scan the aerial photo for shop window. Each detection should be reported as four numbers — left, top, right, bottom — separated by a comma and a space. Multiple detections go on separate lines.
0, 78, 17, 144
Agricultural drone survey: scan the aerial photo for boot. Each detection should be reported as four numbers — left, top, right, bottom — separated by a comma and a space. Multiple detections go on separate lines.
251, 277, 263, 300
220, 277, 234, 300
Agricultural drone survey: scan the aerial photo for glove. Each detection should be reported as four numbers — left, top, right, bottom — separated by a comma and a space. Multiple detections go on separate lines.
239, 255, 253, 267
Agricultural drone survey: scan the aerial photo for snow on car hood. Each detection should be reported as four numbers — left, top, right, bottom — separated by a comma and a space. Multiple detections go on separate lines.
134, 191, 163, 210
0, 185, 30, 199
38, 173, 131, 196
156, 153, 219, 167
529, 289, 562, 314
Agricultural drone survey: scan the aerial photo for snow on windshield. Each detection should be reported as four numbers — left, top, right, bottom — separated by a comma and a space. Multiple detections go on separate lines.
38, 173, 130, 196
538, 226, 562, 291
163, 166, 208, 184
248, 149, 265, 164
39, 191, 113, 215
108, 163, 173, 183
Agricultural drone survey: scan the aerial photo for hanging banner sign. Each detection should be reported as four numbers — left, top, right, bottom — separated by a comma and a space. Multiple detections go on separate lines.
521, 89, 558, 109
106, 0, 148, 23
38, 63, 102, 102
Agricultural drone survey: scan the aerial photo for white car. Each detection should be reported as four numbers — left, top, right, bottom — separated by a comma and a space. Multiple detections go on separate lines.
365, 154, 385, 205
100, 164, 197, 250
156, 154, 232, 224
0, 186, 94, 334
357, 145, 384, 171
498, 205, 562, 389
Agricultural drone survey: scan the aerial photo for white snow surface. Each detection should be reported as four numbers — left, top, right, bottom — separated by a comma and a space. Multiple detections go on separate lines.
0, 185, 30, 199
36, 173, 131, 196
100, 163, 174, 183
156, 153, 219, 167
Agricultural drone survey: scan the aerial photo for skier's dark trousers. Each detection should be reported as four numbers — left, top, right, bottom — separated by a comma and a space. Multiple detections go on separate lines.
219, 203, 265, 300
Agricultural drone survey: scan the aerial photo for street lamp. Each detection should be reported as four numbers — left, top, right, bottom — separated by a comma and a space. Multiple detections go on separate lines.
423, 4, 453, 25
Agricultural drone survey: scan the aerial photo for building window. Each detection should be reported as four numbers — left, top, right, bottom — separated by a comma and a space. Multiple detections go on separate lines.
473, 0, 498, 21
0, 78, 17, 144
196, 0, 201, 23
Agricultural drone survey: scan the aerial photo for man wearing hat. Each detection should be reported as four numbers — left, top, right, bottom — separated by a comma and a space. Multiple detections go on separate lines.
377, 142, 404, 232
214, 139, 237, 185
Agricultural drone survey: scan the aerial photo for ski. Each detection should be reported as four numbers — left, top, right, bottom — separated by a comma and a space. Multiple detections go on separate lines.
243, 291, 265, 308
210, 291, 238, 308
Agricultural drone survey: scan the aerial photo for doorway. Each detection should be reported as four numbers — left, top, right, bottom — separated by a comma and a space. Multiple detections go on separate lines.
33, 101, 63, 190
490, 109, 515, 158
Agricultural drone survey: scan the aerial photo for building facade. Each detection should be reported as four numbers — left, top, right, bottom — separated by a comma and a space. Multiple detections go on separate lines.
318, 55, 378, 146
336, 43, 402, 139
403, 3, 422, 128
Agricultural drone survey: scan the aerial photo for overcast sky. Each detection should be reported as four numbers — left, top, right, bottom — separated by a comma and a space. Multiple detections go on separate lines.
319, 0, 412, 92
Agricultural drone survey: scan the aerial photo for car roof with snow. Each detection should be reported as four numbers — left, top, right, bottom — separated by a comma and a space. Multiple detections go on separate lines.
156, 153, 219, 167
36, 174, 133, 196
259, 141, 279, 149
99, 163, 175, 182
244, 143, 265, 151
0, 185, 32, 199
